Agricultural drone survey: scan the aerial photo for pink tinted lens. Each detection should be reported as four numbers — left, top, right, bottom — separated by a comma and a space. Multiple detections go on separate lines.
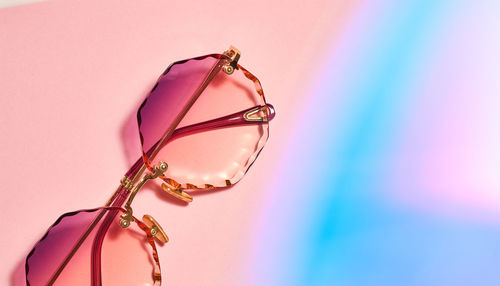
158, 65, 269, 189
138, 54, 224, 169
138, 54, 271, 190
26, 208, 159, 285
101, 214, 161, 285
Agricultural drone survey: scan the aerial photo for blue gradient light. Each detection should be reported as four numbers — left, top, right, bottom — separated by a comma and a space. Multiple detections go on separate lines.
252, 1, 500, 285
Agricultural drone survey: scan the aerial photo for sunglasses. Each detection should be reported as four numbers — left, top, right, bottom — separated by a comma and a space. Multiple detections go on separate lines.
25, 46, 275, 285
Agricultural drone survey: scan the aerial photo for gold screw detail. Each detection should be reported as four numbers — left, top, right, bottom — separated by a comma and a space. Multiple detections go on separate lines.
224, 65, 234, 75
151, 227, 158, 236
120, 218, 130, 228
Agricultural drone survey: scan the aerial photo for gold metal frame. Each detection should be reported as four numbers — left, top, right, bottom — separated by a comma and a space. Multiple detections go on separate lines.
222, 45, 241, 74
119, 162, 168, 228
114, 46, 245, 231
114, 46, 268, 232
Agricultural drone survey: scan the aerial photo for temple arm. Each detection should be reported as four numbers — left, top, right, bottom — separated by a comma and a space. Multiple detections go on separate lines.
169, 103, 275, 141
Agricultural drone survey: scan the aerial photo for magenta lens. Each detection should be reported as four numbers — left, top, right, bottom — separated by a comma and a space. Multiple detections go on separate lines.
26, 208, 160, 285
137, 54, 272, 190
137, 54, 225, 167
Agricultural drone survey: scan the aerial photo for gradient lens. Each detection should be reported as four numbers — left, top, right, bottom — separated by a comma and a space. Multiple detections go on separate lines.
26, 207, 160, 285
138, 54, 270, 190
138, 54, 224, 166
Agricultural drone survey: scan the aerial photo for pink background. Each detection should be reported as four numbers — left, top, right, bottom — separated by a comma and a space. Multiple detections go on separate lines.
0, 0, 351, 285
4, 1, 500, 285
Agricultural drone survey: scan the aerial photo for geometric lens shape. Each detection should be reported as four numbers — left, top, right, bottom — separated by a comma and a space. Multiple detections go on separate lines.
137, 53, 272, 191
137, 54, 224, 170
26, 207, 160, 286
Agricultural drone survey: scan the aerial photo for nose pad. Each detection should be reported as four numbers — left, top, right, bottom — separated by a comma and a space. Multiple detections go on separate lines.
161, 183, 193, 203
142, 214, 169, 243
